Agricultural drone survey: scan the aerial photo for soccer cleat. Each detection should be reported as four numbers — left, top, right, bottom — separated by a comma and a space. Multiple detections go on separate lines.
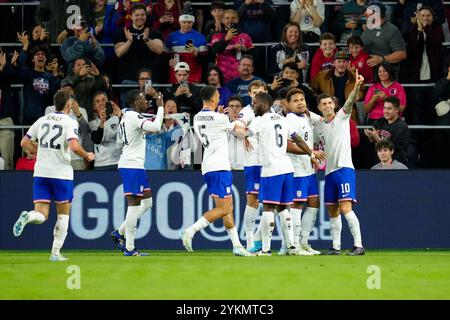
110, 230, 126, 252
123, 249, 149, 256
257, 250, 272, 256
324, 248, 341, 255
13, 211, 29, 237
347, 246, 365, 256
286, 246, 298, 256
293, 247, 315, 256
232, 246, 255, 257
278, 245, 288, 256
180, 230, 193, 253
248, 240, 262, 253
49, 254, 69, 262
302, 245, 321, 255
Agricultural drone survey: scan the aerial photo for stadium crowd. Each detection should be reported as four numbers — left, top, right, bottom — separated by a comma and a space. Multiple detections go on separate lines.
0, 0, 449, 171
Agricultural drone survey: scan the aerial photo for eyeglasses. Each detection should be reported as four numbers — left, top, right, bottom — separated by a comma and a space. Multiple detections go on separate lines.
139, 77, 151, 80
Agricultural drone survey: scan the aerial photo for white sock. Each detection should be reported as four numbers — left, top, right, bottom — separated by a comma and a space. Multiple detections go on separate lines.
301, 207, 318, 246
118, 198, 153, 236
290, 208, 302, 247
253, 222, 262, 241
344, 211, 363, 248
27, 211, 46, 224
118, 221, 126, 236
330, 215, 342, 250
125, 206, 141, 252
278, 209, 295, 248
51, 215, 69, 256
226, 226, 242, 248
185, 216, 210, 237
243, 205, 258, 249
261, 211, 275, 252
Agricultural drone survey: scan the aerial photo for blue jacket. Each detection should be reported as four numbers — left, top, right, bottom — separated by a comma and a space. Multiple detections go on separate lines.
145, 125, 183, 170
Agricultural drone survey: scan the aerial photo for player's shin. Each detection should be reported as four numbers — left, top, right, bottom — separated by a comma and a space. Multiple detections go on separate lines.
185, 216, 210, 237
279, 209, 295, 248
330, 215, 342, 250
244, 205, 258, 249
226, 226, 242, 247
138, 197, 152, 218
343, 211, 363, 248
125, 206, 141, 252
261, 211, 275, 252
301, 207, 318, 246
290, 208, 302, 247
51, 214, 69, 256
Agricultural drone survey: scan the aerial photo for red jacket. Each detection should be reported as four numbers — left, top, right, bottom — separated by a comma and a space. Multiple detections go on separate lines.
310, 48, 337, 81
349, 50, 374, 84
350, 118, 360, 148
15, 157, 36, 171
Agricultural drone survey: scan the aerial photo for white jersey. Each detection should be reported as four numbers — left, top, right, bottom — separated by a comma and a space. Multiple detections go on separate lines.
238, 104, 260, 167
26, 112, 79, 180
228, 132, 245, 170
248, 113, 295, 177
286, 112, 315, 177
118, 107, 164, 169
89, 116, 121, 167
312, 108, 354, 175
194, 110, 234, 175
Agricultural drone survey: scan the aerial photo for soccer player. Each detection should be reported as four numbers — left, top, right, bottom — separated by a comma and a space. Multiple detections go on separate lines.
110, 90, 164, 257
238, 80, 268, 250
282, 88, 321, 255
248, 92, 324, 256
312, 69, 365, 255
13, 90, 95, 261
180, 85, 252, 257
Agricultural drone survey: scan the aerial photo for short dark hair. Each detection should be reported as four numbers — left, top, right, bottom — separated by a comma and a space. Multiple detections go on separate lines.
255, 92, 273, 108
320, 32, 336, 43
282, 61, 299, 73
286, 88, 305, 102
347, 35, 363, 47
132, 3, 147, 14
240, 54, 254, 64
227, 96, 243, 107
375, 139, 394, 152
384, 96, 400, 109
126, 89, 143, 107
200, 85, 217, 103
317, 92, 333, 105
207, 65, 225, 86
92, 91, 108, 103
210, 0, 226, 10
53, 90, 71, 111
136, 68, 152, 80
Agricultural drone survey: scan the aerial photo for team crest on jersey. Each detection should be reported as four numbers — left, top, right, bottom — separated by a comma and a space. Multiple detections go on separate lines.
111, 124, 117, 130
297, 191, 302, 198
74, 128, 79, 137
140, 185, 144, 192
254, 183, 259, 190
358, 62, 363, 68
226, 187, 231, 194
389, 88, 397, 95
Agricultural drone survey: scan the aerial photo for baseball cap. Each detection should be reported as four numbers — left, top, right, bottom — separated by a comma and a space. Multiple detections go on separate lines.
179, 14, 195, 23
175, 62, 190, 72
334, 51, 350, 61
60, 78, 74, 88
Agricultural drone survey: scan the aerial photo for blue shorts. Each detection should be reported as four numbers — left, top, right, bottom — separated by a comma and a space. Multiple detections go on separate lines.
244, 166, 262, 194
293, 174, 319, 202
259, 173, 294, 205
33, 177, 73, 204
324, 167, 357, 205
119, 168, 151, 197
203, 171, 233, 199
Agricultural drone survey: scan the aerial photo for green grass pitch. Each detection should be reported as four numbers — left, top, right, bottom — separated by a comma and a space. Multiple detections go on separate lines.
1, 250, 449, 300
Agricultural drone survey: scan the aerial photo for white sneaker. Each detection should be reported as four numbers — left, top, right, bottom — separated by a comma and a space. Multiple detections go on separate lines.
49, 254, 69, 262
180, 230, 193, 252
302, 245, 321, 255
257, 250, 272, 256
294, 247, 314, 256
232, 246, 255, 257
13, 211, 29, 237
278, 245, 288, 256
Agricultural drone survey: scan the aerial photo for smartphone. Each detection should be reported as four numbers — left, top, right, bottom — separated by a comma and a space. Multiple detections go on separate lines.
180, 79, 188, 87
105, 101, 113, 118
145, 79, 152, 92
229, 23, 237, 30
186, 39, 193, 46
281, 78, 292, 87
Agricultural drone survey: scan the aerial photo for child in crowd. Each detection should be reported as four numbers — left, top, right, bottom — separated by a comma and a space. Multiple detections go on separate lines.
310, 32, 337, 81
347, 35, 373, 84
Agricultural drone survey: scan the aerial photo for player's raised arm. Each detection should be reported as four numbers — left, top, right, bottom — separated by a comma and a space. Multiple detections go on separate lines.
142, 93, 164, 133
343, 69, 364, 115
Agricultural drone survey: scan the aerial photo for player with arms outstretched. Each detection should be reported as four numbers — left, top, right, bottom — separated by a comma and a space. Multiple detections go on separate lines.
110, 90, 164, 256
13, 90, 94, 261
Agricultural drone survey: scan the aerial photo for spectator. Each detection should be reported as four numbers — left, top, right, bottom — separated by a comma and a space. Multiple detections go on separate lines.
116, 0, 153, 29
0, 50, 17, 170
347, 35, 374, 84
165, 12, 208, 84
34, 0, 93, 44
133, 68, 160, 114
226, 96, 245, 170
268, 21, 310, 82
89, 91, 122, 170
45, 79, 91, 170
363, 63, 406, 124
60, 16, 106, 69
234, 0, 277, 43
397, 0, 445, 36
28, 24, 53, 63
15, 149, 37, 171
91, 0, 120, 63
144, 98, 185, 170
361, 2, 407, 79
290, 0, 325, 43
68, 57, 107, 119
17, 33, 60, 124
371, 139, 408, 170
210, 9, 254, 83
309, 32, 337, 81
269, 62, 316, 113
152, 0, 182, 41
406, 6, 444, 124
114, 4, 164, 83
335, 0, 368, 43
207, 65, 234, 107
364, 96, 411, 166
203, 1, 226, 42
311, 51, 365, 123
165, 62, 202, 118
226, 55, 263, 106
